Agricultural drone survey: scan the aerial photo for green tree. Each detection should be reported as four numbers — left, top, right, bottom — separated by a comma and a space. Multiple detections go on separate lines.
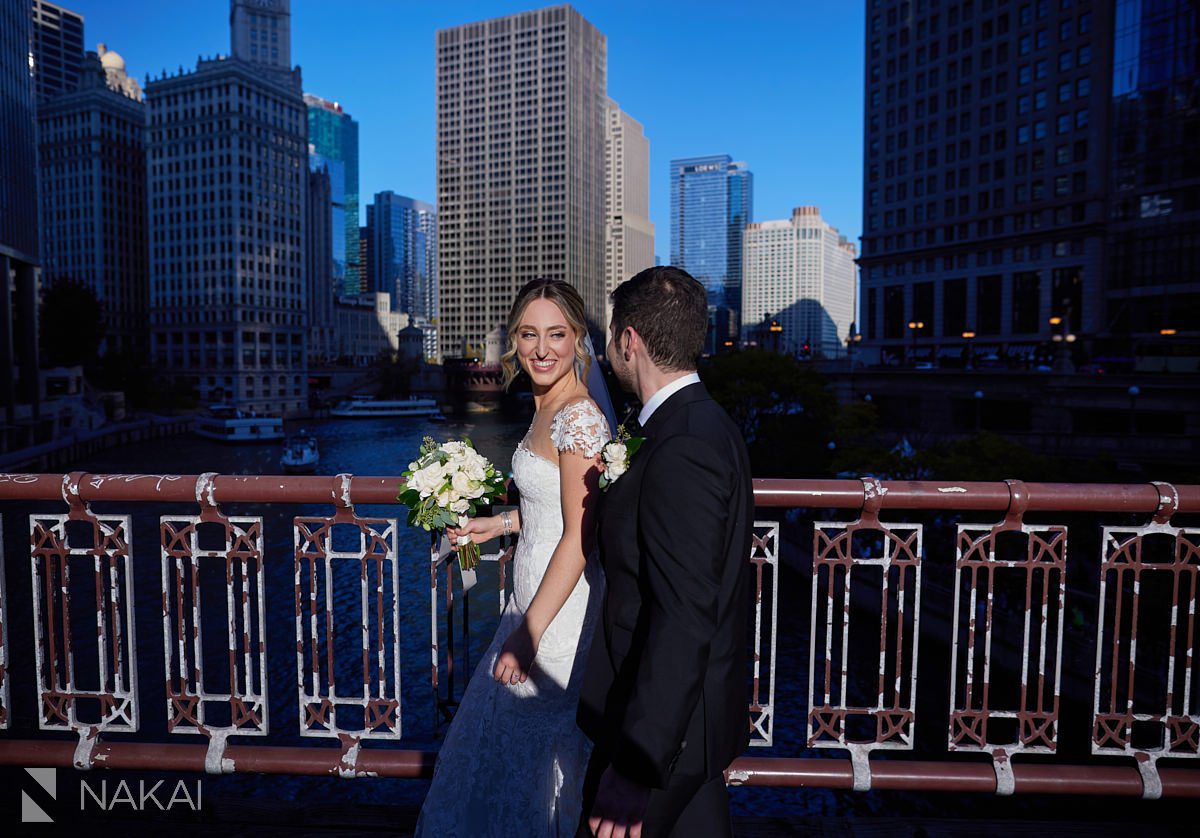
703, 349, 836, 477
39, 277, 105, 368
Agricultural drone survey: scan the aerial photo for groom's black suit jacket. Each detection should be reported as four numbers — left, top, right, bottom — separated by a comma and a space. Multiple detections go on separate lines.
578, 382, 753, 789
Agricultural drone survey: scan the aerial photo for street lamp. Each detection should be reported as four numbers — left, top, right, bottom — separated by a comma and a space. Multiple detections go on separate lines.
907, 320, 925, 366
769, 318, 783, 353
973, 389, 984, 432
962, 330, 976, 369
1128, 385, 1140, 434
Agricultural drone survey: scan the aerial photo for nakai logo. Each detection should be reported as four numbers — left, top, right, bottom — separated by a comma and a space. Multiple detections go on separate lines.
80, 778, 203, 812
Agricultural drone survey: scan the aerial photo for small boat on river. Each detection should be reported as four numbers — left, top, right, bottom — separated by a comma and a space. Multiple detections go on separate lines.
280, 433, 320, 473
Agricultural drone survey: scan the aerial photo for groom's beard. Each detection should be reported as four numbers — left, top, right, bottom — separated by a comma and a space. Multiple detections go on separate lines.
610, 356, 636, 394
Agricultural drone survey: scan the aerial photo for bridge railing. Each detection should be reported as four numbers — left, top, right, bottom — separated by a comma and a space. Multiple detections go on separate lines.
0, 472, 1197, 798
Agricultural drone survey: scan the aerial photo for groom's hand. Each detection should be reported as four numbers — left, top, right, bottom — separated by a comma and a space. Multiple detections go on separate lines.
494, 619, 538, 685
588, 765, 649, 838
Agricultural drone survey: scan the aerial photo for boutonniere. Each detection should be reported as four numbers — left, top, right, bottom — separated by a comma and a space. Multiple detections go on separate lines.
599, 424, 645, 490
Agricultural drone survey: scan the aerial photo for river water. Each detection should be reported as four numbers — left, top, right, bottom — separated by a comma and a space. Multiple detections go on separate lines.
2, 414, 1189, 829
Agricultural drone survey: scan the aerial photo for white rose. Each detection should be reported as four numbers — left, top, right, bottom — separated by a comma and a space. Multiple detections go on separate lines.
410, 465, 441, 497
441, 441, 466, 458
603, 442, 624, 463
606, 458, 627, 480
436, 489, 453, 508
451, 470, 478, 496
450, 498, 470, 514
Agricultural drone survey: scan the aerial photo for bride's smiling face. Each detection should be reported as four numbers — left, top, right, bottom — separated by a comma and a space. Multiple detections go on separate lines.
516, 297, 578, 390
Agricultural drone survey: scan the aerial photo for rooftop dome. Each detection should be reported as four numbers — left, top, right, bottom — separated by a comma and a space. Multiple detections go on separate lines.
97, 44, 125, 72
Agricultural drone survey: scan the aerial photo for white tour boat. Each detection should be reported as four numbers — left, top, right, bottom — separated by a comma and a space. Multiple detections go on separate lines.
330, 396, 441, 419
194, 405, 285, 443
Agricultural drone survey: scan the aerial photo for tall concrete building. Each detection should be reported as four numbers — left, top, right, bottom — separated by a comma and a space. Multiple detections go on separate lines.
146, 0, 308, 414
367, 191, 437, 323
304, 93, 360, 296
38, 47, 147, 357
30, 0, 82, 102
306, 165, 335, 364
1, 0, 42, 440
742, 206, 858, 359
435, 5, 607, 359
860, 1, 1112, 366
670, 154, 753, 345
603, 97, 654, 337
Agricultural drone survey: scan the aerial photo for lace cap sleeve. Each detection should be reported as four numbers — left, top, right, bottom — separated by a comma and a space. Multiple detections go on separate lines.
550, 400, 611, 458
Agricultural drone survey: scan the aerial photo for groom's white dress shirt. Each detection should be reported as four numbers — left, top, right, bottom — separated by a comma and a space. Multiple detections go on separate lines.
638, 372, 701, 428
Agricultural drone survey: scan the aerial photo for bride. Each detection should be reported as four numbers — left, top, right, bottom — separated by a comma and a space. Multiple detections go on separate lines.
415, 278, 615, 836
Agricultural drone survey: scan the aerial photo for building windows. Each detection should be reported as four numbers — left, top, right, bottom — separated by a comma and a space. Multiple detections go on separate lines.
977, 275, 1003, 335
1012, 271, 1041, 333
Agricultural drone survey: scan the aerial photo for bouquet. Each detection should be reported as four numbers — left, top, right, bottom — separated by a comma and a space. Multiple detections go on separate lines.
398, 437, 507, 571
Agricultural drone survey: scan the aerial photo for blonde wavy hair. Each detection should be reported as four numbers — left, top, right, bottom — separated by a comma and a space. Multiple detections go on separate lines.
500, 278, 591, 389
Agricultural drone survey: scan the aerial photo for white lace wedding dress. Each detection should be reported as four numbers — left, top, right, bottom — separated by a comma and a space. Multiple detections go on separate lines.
415, 400, 610, 837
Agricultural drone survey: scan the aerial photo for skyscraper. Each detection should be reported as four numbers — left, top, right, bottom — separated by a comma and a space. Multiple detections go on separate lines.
743, 206, 858, 359
38, 47, 147, 357
146, 0, 308, 415
436, 5, 607, 359
859, 1, 1111, 365
306, 165, 335, 364
368, 191, 437, 323
305, 93, 360, 296
30, 0, 83, 102
1, 0, 42, 437
1108, 0, 1199, 360
604, 97, 654, 337
670, 154, 753, 342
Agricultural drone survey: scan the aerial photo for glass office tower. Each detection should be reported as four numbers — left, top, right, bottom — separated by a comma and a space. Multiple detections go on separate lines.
670, 154, 753, 341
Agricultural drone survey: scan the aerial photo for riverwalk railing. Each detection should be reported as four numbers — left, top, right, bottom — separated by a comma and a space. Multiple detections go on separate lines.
0, 472, 1197, 799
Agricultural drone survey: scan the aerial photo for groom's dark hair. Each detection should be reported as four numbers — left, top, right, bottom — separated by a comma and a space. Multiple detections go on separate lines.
611, 266, 707, 372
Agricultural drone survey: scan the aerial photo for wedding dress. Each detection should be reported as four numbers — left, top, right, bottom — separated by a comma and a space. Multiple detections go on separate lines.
415, 400, 610, 837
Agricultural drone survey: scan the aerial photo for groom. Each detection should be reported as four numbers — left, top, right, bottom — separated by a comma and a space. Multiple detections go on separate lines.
578, 266, 753, 837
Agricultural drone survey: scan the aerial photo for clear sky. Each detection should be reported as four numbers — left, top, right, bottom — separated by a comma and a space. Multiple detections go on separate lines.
66, 0, 866, 257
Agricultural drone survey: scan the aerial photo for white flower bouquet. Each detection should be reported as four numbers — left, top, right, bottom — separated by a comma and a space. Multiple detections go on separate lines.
398, 436, 507, 570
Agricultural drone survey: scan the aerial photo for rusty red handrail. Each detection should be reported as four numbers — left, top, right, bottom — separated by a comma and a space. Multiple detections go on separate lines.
1, 473, 1196, 514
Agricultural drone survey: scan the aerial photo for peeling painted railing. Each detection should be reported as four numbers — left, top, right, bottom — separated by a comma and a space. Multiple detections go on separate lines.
0, 472, 1198, 799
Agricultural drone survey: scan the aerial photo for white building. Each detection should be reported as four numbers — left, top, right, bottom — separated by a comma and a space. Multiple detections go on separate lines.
435, 5, 607, 357
145, 0, 308, 415
604, 97, 654, 340
742, 206, 858, 358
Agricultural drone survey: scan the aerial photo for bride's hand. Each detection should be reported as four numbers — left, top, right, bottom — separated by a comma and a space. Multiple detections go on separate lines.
494, 620, 539, 685
445, 515, 502, 550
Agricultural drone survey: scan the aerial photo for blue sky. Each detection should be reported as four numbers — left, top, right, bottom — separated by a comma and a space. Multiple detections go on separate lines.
67, 1, 866, 257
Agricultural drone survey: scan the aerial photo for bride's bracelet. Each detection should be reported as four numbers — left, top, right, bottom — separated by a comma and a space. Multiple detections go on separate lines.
500, 511, 512, 537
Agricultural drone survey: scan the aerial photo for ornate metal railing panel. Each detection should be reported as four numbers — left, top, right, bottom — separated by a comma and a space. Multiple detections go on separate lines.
1093, 483, 1200, 798
808, 479, 921, 790
161, 473, 269, 775
0, 518, 9, 730
29, 474, 139, 763
948, 482, 1068, 794
294, 475, 402, 748
748, 520, 780, 747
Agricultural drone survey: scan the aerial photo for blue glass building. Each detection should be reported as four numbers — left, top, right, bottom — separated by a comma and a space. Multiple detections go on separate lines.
305, 94, 360, 296
669, 155, 753, 341
367, 191, 437, 322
